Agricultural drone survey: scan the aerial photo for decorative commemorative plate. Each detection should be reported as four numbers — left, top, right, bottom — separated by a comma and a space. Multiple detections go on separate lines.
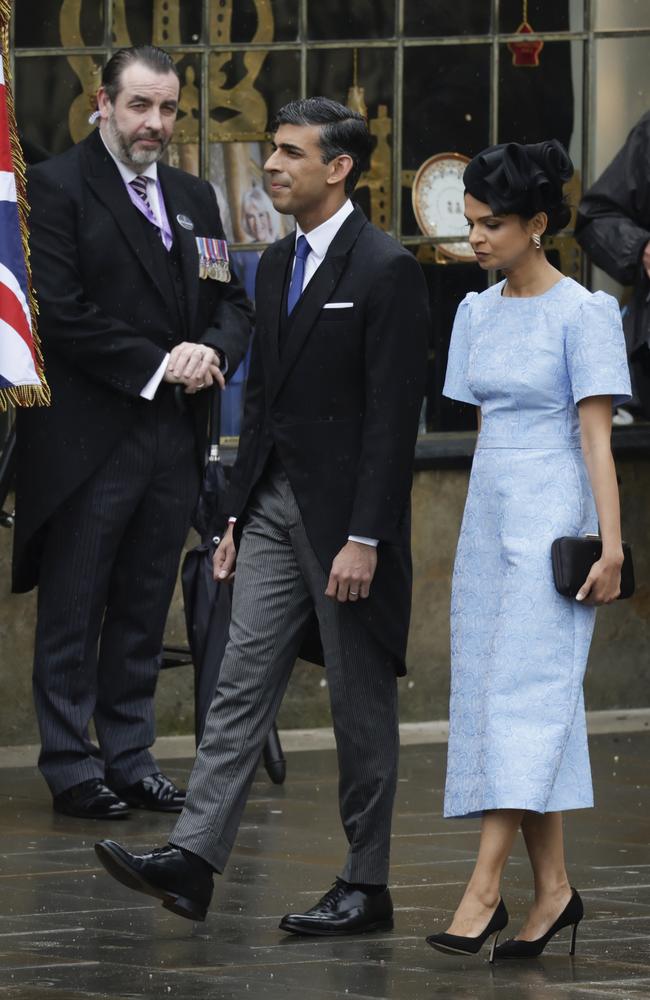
412, 152, 474, 262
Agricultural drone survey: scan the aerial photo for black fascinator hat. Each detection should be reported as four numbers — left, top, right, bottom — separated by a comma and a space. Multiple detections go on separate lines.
463, 140, 573, 234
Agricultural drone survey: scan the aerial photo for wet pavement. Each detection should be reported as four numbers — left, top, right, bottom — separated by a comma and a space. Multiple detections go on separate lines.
1, 731, 649, 999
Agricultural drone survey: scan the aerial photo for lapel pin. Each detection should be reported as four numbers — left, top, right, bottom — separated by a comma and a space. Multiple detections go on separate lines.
177, 214, 194, 230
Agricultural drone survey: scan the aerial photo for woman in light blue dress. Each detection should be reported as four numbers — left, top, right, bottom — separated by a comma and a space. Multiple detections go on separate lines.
426, 141, 631, 962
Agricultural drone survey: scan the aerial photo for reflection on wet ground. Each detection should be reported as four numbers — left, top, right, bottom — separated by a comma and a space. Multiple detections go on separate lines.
1, 733, 649, 998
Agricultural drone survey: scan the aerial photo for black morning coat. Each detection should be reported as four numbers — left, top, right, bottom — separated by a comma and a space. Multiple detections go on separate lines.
12, 128, 253, 593
226, 205, 430, 675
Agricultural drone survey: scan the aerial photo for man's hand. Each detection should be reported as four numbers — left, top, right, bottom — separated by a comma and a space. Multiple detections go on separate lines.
213, 522, 237, 581
325, 540, 377, 603
164, 343, 225, 393
643, 240, 650, 280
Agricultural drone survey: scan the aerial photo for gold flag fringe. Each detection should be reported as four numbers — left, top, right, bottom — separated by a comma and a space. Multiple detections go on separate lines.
0, 0, 50, 411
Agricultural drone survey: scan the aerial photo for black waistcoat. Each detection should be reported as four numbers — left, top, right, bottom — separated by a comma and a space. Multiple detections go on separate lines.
134, 208, 188, 347
278, 249, 298, 355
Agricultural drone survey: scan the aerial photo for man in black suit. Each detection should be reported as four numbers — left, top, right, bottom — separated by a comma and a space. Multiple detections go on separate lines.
96, 98, 429, 935
13, 46, 252, 819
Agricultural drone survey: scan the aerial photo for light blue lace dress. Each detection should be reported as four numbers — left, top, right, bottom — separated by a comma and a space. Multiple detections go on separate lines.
442, 277, 631, 817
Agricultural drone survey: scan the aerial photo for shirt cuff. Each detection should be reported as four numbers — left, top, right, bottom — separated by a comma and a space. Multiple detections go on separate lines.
140, 354, 169, 400
348, 535, 379, 547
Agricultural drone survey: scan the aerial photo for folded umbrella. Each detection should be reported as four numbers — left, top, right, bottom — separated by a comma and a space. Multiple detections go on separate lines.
181, 388, 286, 783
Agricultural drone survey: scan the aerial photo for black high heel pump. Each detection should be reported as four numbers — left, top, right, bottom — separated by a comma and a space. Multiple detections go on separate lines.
426, 898, 509, 964
493, 887, 584, 959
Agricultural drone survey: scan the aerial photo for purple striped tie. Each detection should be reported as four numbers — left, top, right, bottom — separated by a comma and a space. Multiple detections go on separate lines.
130, 174, 151, 208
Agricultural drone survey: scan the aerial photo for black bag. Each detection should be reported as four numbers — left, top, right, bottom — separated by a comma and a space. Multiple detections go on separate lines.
551, 535, 635, 600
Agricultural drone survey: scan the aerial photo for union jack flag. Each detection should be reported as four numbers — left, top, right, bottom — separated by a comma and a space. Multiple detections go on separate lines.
0, 1, 48, 410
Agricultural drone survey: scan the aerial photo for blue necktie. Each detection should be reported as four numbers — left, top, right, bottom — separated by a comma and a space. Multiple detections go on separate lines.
287, 235, 312, 315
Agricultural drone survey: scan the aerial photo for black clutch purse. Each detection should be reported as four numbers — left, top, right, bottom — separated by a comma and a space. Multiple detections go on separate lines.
551, 535, 635, 600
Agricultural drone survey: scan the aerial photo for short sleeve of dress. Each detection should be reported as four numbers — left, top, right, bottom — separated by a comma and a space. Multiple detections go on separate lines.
565, 291, 632, 407
443, 292, 480, 406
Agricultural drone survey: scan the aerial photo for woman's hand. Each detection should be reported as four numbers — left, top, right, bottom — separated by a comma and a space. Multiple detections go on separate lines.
576, 552, 624, 605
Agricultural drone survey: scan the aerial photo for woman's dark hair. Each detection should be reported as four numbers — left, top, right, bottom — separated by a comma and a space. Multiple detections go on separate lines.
102, 46, 180, 104
271, 97, 373, 196
463, 140, 573, 235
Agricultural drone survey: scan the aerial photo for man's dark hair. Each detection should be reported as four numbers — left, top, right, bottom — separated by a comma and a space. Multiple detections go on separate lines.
271, 97, 373, 196
101, 46, 180, 104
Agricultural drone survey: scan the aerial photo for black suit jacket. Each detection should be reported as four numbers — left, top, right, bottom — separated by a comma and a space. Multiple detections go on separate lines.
228, 206, 430, 674
12, 129, 253, 592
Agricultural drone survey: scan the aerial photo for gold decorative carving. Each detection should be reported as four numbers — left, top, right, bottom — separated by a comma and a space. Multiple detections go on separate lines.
153, 0, 181, 46
360, 105, 392, 231
61, 0, 100, 143
209, 0, 273, 141
346, 50, 367, 119
111, 0, 131, 46
209, 52, 269, 141
56, 1, 278, 155
176, 65, 200, 142
344, 52, 391, 230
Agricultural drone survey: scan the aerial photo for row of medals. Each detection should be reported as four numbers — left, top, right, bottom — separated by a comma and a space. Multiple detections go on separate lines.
199, 257, 230, 282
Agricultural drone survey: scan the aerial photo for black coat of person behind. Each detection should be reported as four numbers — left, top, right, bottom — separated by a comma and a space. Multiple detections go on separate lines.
226, 205, 430, 675
576, 112, 650, 365
12, 128, 252, 593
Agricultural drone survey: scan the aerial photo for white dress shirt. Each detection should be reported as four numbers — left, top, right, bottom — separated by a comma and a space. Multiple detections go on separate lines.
230, 199, 377, 548
99, 131, 168, 400
293, 198, 354, 289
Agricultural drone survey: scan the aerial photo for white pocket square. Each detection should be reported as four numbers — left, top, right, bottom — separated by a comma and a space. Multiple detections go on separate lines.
323, 302, 354, 309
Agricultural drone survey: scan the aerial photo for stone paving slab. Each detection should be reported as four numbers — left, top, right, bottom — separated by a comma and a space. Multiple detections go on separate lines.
1, 733, 649, 999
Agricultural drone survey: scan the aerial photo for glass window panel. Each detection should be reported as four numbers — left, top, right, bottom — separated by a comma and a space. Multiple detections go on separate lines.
208, 140, 294, 245
15, 54, 103, 156
402, 45, 490, 237
417, 254, 487, 432
162, 54, 202, 176
498, 39, 584, 201
307, 0, 395, 40
110, 0, 202, 47
15, 0, 104, 48
498, 0, 582, 33
404, 0, 492, 37
588, 36, 649, 300
209, 49, 299, 141
402, 47, 490, 433
308, 47, 394, 229
592, 0, 650, 30
227, 0, 299, 43
592, 37, 650, 179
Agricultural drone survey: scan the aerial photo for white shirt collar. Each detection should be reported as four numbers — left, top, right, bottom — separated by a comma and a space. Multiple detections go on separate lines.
295, 199, 354, 260
99, 129, 159, 186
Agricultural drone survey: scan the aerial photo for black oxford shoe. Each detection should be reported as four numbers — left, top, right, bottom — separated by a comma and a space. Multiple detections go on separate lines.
94, 840, 213, 921
53, 779, 130, 819
112, 772, 185, 812
279, 880, 394, 936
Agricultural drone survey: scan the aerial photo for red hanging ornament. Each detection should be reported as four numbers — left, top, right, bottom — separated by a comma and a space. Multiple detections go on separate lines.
508, 1, 544, 67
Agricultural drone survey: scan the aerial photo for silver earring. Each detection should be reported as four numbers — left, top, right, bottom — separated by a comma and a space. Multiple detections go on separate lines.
531, 233, 542, 249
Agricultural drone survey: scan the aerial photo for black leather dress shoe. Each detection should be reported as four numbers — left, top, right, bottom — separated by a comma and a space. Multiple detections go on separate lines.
112, 772, 185, 812
94, 840, 213, 921
279, 880, 394, 936
53, 779, 130, 819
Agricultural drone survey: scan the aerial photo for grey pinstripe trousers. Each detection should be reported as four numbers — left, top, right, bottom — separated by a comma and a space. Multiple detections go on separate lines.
171, 464, 399, 884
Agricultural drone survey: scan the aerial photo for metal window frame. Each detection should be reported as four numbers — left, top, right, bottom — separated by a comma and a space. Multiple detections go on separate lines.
9, 0, 650, 253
